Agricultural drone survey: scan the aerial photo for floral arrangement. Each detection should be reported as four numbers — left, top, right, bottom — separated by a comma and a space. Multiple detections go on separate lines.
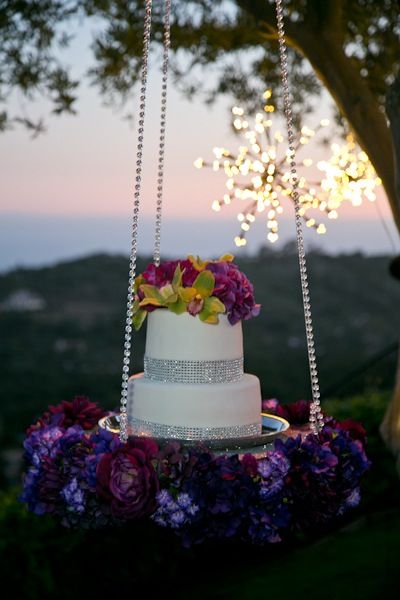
132, 254, 260, 329
21, 397, 370, 545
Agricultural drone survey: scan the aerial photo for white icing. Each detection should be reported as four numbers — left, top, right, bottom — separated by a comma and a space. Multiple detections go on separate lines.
127, 307, 263, 439
128, 373, 262, 429
145, 310, 243, 360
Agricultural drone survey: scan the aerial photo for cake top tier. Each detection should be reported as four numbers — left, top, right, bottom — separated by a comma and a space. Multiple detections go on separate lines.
132, 254, 260, 330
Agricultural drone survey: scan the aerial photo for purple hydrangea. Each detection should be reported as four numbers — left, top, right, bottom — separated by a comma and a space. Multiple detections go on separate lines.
152, 490, 199, 529
258, 450, 290, 500
207, 261, 261, 325
61, 477, 86, 513
274, 427, 370, 531
23, 426, 64, 467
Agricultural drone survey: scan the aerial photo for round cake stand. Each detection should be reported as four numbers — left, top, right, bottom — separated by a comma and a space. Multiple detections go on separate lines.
98, 413, 290, 458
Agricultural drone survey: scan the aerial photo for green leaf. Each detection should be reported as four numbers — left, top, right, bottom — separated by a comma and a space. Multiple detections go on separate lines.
139, 297, 164, 308
164, 292, 178, 305
134, 274, 145, 293
132, 299, 140, 314
203, 296, 226, 314
159, 284, 177, 302
193, 270, 215, 297
172, 264, 184, 288
140, 284, 165, 303
168, 297, 187, 315
132, 309, 147, 331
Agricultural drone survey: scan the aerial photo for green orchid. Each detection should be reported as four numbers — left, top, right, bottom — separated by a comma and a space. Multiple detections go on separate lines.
132, 263, 226, 330
132, 265, 187, 330
178, 269, 225, 324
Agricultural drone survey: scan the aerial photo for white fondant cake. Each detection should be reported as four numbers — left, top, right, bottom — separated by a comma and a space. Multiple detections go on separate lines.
128, 310, 262, 440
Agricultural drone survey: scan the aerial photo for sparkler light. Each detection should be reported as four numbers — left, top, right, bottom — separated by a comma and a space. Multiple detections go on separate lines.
194, 91, 382, 246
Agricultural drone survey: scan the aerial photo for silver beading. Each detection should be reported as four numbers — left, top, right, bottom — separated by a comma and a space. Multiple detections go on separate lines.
144, 356, 244, 384
153, 0, 171, 267
119, 0, 153, 442
128, 417, 261, 441
275, 0, 324, 433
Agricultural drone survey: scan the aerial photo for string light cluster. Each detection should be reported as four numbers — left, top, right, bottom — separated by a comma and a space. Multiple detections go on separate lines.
194, 91, 382, 246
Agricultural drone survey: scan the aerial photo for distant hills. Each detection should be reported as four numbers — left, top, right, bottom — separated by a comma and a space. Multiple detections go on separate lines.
1, 248, 399, 446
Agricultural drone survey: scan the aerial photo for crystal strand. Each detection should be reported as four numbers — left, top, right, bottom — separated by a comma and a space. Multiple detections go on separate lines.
119, 0, 153, 442
274, 0, 323, 434
153, 0, 171, 267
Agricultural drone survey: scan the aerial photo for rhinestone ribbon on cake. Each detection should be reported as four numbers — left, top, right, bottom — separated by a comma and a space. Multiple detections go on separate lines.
128, 417, 261, 440
144, 356, 244, 384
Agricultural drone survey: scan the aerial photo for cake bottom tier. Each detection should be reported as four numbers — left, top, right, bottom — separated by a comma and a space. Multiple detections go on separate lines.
127, 373, 262, 440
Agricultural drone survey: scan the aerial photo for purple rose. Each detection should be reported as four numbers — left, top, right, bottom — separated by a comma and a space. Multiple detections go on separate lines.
96, 438, 159, 519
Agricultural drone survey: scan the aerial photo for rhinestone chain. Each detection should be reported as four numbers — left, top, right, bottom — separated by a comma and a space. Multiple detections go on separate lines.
153, 0, 171, 266
275, 0, 323, 433
119, 0, 153, 442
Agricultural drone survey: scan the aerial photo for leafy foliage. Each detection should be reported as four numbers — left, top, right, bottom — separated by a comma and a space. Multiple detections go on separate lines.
1, 1, 399, 131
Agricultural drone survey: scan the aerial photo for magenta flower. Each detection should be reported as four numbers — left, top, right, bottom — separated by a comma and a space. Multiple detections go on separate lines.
142, 259, 198, 287
96, 438, 159, 519
262, 399, 311, 424
207, 261, 260, 325
27, 396, 107, 434
328, 418, 367, 445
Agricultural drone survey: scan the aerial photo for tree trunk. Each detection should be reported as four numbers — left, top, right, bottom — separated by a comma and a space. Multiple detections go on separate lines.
380, 73, 400, 455
292, 29, 400, 232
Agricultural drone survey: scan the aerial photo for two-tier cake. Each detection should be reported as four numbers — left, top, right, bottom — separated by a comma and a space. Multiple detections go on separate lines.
127, 255, 262, 440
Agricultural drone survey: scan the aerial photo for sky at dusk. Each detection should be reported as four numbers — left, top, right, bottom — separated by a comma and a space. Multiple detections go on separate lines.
1, 19, 399, 271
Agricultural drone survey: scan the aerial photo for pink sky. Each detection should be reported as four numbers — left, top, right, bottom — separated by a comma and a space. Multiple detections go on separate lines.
0, 23, 397, 258
0, 78, 392, 221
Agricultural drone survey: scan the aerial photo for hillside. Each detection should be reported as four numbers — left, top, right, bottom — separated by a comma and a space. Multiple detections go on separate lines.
0, 248, 399, 446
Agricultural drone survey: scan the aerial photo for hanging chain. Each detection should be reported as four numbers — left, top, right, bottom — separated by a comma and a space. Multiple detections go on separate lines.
119, 0, 153, 442
275, 0, 324, 434
153, 0, 171, 266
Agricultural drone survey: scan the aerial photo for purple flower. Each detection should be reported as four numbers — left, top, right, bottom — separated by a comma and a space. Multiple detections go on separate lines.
27, 396, 107, 434
142, 259, 198, 288
207, 261, 261, 325
23, 426, 64, 466
275, 427, 370, 531
96, 438, 159, 519
262, 399, 311, 424
152, 489, 199, 529
178, 451, 261, 544
61, 477, 86, 513
21, 397, 370, 542
258, 450, 290, 500
344, 487, 361, 509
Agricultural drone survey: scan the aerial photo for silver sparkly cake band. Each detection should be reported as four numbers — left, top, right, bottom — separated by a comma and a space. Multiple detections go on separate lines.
128, 417, 261, 440
144, 356, 244, 384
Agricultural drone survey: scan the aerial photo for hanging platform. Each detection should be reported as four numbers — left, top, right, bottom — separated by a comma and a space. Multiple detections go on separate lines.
98, 412, 290, 456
